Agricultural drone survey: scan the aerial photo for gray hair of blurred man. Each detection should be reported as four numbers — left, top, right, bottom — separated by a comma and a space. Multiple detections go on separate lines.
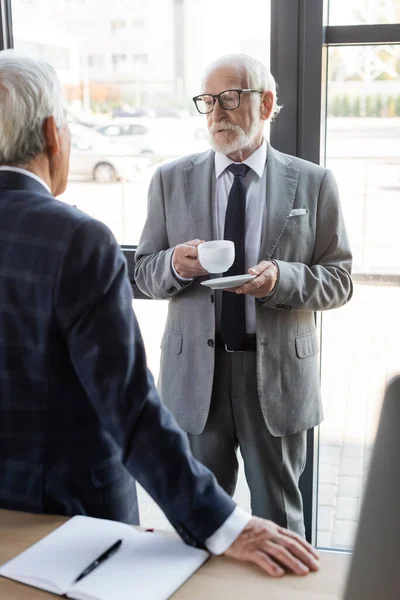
0, 50, 65, 166
201, 53, 282, 122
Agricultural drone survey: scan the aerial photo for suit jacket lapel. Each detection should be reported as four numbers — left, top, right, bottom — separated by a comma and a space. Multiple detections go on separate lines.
260, 144, 300, 260
183, 150, 215, 242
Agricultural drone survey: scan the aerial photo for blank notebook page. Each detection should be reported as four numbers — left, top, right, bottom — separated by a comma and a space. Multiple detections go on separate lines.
0, 515, 209, 600
73, 533, 209, 600
0, 517, 140, 594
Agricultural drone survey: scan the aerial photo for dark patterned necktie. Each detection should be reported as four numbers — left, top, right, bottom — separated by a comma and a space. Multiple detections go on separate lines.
220, 163, 250, 350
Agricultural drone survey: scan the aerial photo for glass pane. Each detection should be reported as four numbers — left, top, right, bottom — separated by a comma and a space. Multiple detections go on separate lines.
329, 0, 400, 25
317, 44, 400, 549
11, 0, 271, 245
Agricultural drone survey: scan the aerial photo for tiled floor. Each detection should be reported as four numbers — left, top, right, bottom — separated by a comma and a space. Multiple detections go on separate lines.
133, 281, 400, 549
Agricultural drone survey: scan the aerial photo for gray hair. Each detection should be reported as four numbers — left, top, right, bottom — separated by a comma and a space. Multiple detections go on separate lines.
202, 53, 282, 121
0, 50, 65, 166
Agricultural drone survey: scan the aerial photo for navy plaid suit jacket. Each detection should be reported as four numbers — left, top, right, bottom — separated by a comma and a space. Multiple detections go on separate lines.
0, 171, 234, 547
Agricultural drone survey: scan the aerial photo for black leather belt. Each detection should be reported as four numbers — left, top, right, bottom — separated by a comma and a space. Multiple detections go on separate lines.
215, 333, 257, 352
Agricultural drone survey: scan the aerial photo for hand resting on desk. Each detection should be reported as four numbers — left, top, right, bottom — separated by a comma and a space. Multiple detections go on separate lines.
224, 516, 320, 577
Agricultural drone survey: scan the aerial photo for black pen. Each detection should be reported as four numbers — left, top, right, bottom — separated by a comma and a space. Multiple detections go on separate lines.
74, 539, 123, 584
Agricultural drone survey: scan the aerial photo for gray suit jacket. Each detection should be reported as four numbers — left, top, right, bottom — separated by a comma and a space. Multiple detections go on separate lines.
135, 144, 353, 437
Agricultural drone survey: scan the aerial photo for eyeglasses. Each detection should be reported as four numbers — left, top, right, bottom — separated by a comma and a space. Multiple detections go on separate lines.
192, 89, 263, 114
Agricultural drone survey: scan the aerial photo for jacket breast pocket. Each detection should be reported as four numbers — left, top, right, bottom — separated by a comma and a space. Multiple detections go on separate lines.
295, 332, 319, 358
160, 329, 183, 354
286, 212, 310, 229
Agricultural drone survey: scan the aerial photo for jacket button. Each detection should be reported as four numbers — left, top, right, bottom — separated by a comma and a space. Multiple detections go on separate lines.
210, 294, 214, 303
207, 339, 214, 348
168, 286, 177, 294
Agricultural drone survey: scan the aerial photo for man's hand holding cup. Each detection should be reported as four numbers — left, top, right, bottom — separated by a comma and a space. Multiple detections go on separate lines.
174, 239, 236, 279
173, 239, 209, 279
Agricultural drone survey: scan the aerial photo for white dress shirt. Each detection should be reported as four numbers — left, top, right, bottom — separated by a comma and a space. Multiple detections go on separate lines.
205, 505, 251, 554
0, 165, 250, 553
0, 166, 51, 193
213, 140, 268, 333
172, 141, 268, 335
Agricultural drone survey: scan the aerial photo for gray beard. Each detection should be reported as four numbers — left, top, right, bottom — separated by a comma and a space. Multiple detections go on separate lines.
207, 121, 261, 156
208, 132, 247, 155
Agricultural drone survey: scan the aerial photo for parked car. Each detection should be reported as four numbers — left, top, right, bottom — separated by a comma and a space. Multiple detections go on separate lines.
68, 124, 149, 183
112, 106, 155, 118
95, 118, 154, 155
95, 117, 208, 159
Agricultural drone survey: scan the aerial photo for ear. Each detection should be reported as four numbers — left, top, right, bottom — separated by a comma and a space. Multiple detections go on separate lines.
42, 115, 60, 160
260, 91, 274, 122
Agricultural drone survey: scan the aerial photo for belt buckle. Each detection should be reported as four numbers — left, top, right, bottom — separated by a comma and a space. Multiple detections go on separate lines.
224, 344, 243, 353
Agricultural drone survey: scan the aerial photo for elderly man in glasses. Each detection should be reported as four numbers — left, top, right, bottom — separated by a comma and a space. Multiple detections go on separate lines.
135, 54, 353, 537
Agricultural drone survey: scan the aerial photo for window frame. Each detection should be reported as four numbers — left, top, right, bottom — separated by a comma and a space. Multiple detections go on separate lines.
325, 23, 400, 45
271, 0, 400, 546
270, 0, 325, 545
0, 0, 13, 50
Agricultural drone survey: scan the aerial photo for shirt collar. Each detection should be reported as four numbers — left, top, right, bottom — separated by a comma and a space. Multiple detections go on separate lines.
214, 139, 267, 179
0, 166, 51, 194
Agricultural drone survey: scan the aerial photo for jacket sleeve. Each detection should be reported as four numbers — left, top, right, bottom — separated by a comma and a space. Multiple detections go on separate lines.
54, 217, 235, 547
134, 167, 193, 300
262, 169, 353, 311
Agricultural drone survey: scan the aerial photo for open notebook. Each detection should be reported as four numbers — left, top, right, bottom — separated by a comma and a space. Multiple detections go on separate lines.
0, 515, 209, 600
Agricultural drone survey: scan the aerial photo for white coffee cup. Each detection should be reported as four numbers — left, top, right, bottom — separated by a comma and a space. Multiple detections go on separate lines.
198, 240, 235, 273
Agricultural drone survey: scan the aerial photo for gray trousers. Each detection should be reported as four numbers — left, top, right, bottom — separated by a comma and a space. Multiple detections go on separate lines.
188, 348, 307, 536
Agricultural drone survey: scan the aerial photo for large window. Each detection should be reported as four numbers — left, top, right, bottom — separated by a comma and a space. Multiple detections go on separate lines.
316, 10, 400, 549
11, 0, 270, 247
7, 0, 271, 530
269, 0, 400, 548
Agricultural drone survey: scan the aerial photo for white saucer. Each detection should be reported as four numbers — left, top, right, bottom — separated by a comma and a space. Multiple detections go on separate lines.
201, 274, 256, 290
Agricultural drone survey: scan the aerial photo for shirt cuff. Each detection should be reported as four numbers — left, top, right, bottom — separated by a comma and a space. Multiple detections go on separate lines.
204, 506, 251, 555
171, 253, 193, 282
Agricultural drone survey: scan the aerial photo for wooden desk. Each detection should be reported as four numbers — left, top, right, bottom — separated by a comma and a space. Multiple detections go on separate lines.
0, 509, 349, 599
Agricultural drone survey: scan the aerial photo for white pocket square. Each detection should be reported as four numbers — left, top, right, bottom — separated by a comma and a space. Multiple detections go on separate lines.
289, 208, 307, 217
